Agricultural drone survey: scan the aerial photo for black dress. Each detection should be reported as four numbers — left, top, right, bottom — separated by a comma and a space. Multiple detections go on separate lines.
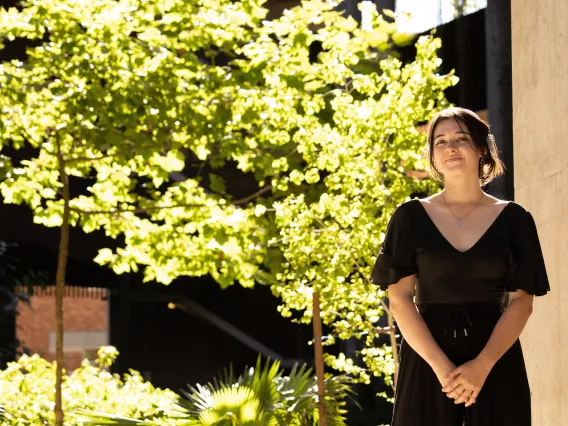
370, 198, 550, 426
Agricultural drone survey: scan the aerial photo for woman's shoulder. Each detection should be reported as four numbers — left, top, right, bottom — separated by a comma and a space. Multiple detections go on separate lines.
398, 197, 427, 207
490, 200, 534, 231
504, 200, 532, 216
394, 198, 422, 214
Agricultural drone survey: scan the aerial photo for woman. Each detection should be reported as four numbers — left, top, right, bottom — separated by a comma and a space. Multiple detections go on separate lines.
370, 107, 550, 426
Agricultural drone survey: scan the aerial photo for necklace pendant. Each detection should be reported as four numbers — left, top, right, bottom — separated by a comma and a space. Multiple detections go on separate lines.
456, 219, 463, 226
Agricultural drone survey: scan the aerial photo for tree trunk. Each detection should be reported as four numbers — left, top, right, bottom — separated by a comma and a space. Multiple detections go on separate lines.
55, 141, 70, 426
388, 311, 399, 389
312, 292, 327, 426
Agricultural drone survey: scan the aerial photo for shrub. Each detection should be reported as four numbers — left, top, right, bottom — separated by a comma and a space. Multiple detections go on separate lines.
1, 348, 354, 425
0, 347, 185, 425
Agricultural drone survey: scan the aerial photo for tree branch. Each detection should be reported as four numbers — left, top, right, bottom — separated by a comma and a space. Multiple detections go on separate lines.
69, 185, 273, 216
70, 202, 206, 216
63, 153, 120, 165
0, 99, 44, 147
231, 185, 272, 205
63, 139, 168, 165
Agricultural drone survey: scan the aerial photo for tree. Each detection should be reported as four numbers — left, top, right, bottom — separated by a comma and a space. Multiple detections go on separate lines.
0, 0, 457, 422
1, 0, 269, 422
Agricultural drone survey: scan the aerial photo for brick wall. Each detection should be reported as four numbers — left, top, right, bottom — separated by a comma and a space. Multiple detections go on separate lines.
16, 286, 109, 371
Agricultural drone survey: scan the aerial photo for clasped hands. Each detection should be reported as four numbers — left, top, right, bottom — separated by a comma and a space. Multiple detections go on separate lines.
436, 356, 494, 407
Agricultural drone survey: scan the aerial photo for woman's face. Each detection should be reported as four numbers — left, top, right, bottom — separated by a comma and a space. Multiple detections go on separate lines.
431, 119, 482, 180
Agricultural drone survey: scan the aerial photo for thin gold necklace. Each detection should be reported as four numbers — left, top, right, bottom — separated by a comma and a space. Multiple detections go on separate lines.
441, 191, 484, 227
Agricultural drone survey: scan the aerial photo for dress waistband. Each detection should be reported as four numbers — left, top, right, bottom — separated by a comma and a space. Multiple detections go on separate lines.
417, 303, 504, 341
417, 302, 505, 313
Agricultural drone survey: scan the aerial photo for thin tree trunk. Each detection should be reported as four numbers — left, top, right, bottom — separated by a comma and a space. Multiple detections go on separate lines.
55, 140, 70, 426
388, 311, 399, 389
379, 299, 399, 390
312, 292, 327, 426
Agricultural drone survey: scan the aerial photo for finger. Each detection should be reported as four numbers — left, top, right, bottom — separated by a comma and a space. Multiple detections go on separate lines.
441, 373, 459, 389
450, 383, 473, 400
450, 389, 467, 400
453, 390, 469, 403
453, 389, 467, 404
446, 385, 462, 398
464, 391, 477, 407
442, 377, 462, 393
455, 390, 474, 405
465, 391, 479, 407
445, 377, 465, 395
447, 384, 467, 399
445, 367, 461, 381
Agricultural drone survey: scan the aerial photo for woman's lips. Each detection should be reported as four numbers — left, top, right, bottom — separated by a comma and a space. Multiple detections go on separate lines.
446, 157, 462, 162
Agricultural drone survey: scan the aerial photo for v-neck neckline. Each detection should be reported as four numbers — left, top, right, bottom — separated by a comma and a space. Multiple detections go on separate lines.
414, 199, 512, 254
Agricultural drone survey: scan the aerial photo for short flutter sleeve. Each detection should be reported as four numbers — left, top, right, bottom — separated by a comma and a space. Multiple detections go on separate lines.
370, 204, 418, 290
506, 209, 550, 296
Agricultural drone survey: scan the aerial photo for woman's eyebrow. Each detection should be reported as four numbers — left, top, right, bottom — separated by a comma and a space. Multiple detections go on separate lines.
434, 131, 470, 140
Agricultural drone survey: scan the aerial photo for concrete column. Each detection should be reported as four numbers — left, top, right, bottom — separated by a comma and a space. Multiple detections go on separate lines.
512, 1, 568, 425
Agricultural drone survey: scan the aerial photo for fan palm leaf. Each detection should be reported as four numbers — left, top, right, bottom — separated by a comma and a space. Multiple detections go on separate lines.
74, 410, 156, 425
181, 357, 281, 421
184, 385, 271, 426
240, 357, 281, 415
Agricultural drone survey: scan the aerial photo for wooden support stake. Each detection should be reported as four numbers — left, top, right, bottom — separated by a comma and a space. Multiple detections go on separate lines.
312, 291, 327, 426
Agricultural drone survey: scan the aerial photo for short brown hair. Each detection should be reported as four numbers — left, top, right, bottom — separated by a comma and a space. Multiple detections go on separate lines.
425, 107, 505, 186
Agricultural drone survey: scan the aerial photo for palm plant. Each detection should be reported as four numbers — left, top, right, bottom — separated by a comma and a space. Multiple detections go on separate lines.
78, 357, 355, 426
180, 357, 354, 426
181, 385, 270, 426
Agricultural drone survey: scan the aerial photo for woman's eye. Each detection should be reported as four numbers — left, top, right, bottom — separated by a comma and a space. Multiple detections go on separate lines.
436, 140, 446, 145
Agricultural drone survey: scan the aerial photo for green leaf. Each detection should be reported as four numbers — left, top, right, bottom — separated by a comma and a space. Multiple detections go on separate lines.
392, 32, 417, 47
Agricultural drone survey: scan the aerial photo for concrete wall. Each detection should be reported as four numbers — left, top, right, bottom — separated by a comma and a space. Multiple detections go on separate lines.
512, 2, 568, 424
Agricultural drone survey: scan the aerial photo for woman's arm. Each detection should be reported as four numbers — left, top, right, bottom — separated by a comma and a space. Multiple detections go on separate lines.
388, 275, 456, 386
443, 289, 534, 406
478, 290, 534, 365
